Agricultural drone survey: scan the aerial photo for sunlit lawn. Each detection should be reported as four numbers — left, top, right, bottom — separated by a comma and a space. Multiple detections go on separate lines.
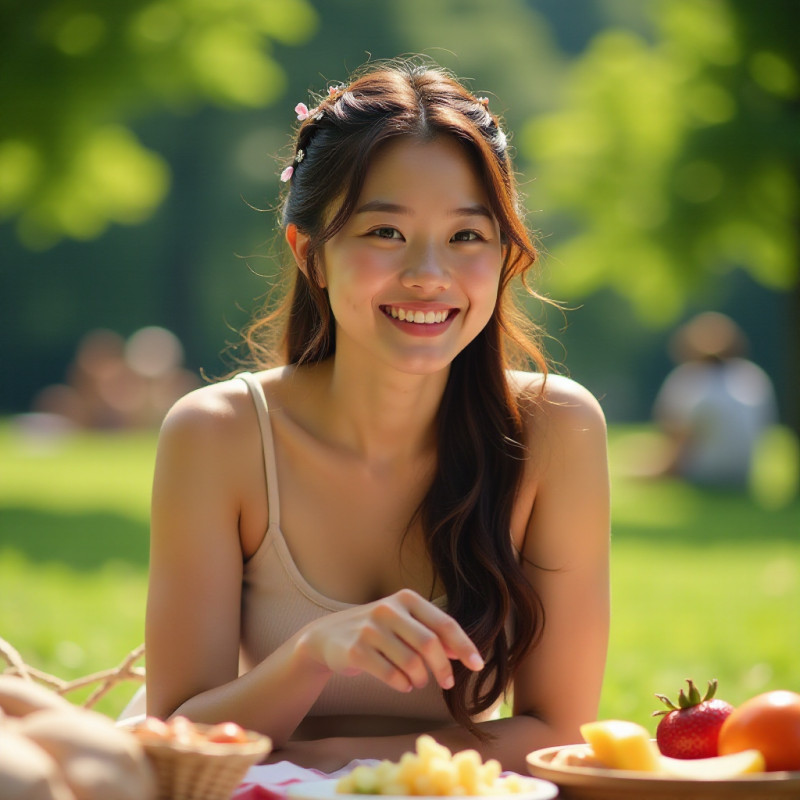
1, 419, 798, 728
0, 422, 154, 716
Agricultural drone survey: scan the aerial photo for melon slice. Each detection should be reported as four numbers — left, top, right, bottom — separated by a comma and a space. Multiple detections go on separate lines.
661, 749, 765, 779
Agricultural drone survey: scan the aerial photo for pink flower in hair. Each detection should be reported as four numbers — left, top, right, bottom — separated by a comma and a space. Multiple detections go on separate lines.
295, 103, 310, 120
280, 165, 294, 182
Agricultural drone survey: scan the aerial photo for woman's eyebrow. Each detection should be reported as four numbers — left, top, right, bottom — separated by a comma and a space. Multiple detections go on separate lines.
354, 200, 411, 216
450, 203, 494, 220
354, 200, 494, 219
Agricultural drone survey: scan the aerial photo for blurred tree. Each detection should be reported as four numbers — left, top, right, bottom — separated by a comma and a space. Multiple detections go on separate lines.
521, 0, 799, 422
0, 0, 317, 250
385, 0, 566, 129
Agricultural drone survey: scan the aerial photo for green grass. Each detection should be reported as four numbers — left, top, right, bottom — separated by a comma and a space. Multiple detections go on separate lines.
0, 420, 154, 716
602, 426, 800, 727
1, 419, 798, 732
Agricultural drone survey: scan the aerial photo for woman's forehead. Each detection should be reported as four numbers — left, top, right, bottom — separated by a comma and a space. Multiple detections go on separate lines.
357, 136, 492, 211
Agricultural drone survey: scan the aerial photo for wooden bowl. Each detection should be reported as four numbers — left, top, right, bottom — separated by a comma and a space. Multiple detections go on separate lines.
526, 744, 800, 800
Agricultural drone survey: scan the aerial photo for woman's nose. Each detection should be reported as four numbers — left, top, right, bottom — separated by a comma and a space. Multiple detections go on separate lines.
400, 245, 451, 291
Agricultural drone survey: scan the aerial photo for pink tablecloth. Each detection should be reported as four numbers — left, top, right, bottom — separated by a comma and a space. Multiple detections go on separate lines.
232, 759, 380, 800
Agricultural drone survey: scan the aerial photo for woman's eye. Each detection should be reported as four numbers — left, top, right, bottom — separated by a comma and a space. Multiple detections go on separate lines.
452, 230, 483, 242
370, 227, 402, 240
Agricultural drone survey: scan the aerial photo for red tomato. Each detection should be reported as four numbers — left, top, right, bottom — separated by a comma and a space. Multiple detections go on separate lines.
718, 690, 800, 771
206, 721, 249, 744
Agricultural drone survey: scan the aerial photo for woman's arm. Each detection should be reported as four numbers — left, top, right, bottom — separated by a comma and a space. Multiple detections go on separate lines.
145, 383, 332, 743
509, 374, 611, 753
268, 374, 610, 772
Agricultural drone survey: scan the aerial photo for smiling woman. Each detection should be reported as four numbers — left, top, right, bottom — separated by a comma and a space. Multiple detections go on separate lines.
139, 57, 610, 774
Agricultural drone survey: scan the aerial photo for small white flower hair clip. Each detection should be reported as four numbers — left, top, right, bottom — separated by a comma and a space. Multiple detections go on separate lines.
280, 149, 305, 182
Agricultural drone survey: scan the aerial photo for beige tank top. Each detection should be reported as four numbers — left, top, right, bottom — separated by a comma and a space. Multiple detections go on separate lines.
237, 372, 456, 723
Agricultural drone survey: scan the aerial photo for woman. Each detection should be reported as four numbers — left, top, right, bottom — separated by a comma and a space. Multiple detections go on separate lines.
144, 58, 610, 773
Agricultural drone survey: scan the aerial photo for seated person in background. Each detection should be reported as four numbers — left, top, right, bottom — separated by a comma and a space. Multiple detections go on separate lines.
653, 312, 777, 489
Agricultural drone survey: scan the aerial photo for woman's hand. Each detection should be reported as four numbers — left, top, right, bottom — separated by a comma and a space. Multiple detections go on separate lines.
296, 588, 484, 693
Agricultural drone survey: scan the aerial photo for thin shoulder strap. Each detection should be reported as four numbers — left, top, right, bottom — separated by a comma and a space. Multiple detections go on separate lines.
238, 372, 280, 529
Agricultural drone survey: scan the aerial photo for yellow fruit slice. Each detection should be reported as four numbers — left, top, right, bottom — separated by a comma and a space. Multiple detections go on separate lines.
580, 720, 662, 772
661, 749, 765, 779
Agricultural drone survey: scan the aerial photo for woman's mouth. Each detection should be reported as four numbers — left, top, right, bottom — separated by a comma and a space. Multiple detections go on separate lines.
381, 305, 453, 324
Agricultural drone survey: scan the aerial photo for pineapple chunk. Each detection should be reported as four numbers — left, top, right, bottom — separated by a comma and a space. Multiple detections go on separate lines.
579, 720, 662, 772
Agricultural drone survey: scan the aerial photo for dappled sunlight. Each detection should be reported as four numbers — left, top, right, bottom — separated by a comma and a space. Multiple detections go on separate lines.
524, 0, 798, 327
0, 421, 155, 518
608, 426, 699, 528
750, 425, 800, 509
611, 480, 698, 530
1, 0, 317, 249
760, 557, 798, 597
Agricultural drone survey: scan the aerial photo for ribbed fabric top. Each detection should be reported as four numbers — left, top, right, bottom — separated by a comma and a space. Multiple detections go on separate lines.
237, 372, 455, 721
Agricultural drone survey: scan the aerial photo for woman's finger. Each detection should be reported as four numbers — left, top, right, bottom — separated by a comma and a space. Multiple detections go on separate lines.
346, 637, 416, 692
397, 589, 485, 671
368, 629, 432, 690
374, 591, 484, 688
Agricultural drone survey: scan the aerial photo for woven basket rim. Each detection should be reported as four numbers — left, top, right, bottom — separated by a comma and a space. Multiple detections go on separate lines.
140, 730, 272, 758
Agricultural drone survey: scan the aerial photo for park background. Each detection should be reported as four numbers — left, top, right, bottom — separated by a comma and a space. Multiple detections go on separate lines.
1, 0, 799, 730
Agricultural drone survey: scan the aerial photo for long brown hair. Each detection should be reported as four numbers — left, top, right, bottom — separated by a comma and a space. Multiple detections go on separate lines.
244, 58, 550, 735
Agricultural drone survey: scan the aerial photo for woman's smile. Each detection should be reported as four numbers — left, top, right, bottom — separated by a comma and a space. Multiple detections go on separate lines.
382, 305, 453, 325
379, 303, 460, 338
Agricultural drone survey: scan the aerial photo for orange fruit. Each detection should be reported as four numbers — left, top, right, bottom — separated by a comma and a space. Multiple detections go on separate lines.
133, 716, 171, 743
206, 721, 249, 744
718, 690, 800, 771
167, 714, 203, 744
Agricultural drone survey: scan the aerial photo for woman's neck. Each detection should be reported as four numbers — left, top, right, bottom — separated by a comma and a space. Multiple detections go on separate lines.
298, 353, 449, 467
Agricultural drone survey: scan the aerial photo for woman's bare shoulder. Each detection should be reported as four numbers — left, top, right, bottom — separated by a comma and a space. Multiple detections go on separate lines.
160, 367, 287, 439
507, 370, 606, 436
161, 376, 247, 436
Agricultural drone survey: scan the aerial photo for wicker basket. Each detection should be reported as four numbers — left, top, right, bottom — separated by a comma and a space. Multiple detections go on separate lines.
140, 725, 272, 800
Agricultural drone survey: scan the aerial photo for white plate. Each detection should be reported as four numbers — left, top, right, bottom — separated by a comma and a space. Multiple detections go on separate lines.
287, 776, 559, 800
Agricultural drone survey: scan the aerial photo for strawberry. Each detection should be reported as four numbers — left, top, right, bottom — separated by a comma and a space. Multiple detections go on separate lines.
653, 678, 734, 759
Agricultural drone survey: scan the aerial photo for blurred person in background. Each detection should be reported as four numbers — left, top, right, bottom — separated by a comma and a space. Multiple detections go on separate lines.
29, 326, 199, 431
652, 311, 778, 489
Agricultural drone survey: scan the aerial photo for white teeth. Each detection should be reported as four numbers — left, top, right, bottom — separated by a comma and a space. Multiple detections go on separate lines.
386, 307, 450, 324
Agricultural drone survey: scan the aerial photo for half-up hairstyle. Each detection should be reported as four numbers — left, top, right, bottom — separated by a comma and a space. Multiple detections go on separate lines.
244, 58, 550, 737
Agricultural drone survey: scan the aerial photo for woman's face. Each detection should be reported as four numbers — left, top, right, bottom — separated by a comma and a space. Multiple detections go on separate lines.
319, 135, 504, 376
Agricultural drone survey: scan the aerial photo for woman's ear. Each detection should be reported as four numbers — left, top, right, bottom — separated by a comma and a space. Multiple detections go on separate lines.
286, 224, 326, 288
286, 223, 310, 273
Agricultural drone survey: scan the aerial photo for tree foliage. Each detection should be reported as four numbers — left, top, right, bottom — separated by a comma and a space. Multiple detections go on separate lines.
0, 0, 316, 249
523, 0, 799, 325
